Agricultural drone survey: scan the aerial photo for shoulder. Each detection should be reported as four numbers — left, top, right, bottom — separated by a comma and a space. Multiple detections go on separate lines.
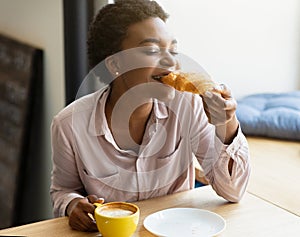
52, 89, 105, 126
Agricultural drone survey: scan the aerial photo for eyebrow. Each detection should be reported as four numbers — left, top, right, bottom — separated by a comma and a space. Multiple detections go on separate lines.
138, 38, 177, 45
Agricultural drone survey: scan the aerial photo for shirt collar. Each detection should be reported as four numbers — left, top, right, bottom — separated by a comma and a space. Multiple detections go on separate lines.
88, 85, 110, 136
153, 98, 169, 119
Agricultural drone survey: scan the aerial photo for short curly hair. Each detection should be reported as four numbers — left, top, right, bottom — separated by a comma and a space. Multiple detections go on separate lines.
87, 0, 169, 69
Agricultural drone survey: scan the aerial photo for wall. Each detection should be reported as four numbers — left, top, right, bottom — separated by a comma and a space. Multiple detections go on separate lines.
95, 0, 108, 12
0, 0, 299, 225
157, 0, 300, 98
0, 0, 65, 221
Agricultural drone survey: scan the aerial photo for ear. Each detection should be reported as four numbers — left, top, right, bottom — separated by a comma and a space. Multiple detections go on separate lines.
105, 55, 120, 76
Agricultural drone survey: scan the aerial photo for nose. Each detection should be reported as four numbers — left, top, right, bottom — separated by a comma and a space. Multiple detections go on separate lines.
159, 51, 177, 69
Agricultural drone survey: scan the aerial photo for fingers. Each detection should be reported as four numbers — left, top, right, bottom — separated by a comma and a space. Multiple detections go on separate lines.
202, 84, 237, 126
224, 99, 237, 111
68, 195, 104, 232
218, 84, 232, 99
68, 198, 98, 232
78, 197, 96, 214
69, 206, 98, 232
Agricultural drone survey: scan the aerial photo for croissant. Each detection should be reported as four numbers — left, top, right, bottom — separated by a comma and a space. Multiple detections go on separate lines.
160, 72, 217, 95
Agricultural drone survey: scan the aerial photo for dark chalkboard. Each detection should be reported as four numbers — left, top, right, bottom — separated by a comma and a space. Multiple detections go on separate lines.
0, 34, 43, 229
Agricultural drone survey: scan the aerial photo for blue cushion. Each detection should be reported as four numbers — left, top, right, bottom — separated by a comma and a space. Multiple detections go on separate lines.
236, 91, 300, 140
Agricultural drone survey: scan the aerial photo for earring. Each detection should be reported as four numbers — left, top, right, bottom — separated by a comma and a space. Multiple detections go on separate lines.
115, 71, 119, 76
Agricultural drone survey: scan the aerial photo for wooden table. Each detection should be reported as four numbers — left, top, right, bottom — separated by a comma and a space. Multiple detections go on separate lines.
1, 186, 300, 236
247, 137, 300, 216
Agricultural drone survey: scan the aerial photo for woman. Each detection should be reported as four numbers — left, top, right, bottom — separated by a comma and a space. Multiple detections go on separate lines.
50, 0, 250, 232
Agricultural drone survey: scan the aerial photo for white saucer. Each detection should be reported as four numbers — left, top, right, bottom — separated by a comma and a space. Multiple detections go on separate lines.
143, 208, 226, 237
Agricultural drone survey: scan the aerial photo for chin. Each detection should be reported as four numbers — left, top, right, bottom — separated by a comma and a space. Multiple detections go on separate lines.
153, 86, 175, 102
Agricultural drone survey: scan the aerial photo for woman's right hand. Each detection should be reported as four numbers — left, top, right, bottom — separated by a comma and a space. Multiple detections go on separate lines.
67, 195, 104, 232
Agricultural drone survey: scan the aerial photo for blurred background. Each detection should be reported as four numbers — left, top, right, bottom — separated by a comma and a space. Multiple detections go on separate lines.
0, 0, 299, 229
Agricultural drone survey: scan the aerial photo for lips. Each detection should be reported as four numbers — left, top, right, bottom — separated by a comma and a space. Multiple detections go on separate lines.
152, 72, 172, 82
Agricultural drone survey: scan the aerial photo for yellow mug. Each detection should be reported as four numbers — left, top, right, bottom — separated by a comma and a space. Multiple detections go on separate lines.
94, 202, 140, 237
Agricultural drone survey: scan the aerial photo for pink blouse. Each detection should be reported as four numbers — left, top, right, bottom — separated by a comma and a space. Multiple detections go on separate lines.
50, 86, 251, 217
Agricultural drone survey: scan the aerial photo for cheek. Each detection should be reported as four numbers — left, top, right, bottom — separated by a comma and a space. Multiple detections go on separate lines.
122, 68, 153, 87
119, 52, 159, 74
133, 68, 155, 80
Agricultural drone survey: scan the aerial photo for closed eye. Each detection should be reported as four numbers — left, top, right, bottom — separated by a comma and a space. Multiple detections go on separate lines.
170, 51, 179, 56
141, 46, 160, 55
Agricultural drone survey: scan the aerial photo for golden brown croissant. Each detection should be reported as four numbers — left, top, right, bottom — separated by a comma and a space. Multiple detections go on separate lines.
160, 72, 217, 95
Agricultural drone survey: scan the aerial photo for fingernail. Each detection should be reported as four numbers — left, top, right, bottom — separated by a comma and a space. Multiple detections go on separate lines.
97, 198, 105, 203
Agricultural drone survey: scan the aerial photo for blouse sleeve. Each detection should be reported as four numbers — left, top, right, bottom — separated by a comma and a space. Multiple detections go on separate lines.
190, 95, 251, 202
50, 115, 85, 217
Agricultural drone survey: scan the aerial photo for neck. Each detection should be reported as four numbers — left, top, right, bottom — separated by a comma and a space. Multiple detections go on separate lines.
105, 86, 154, 149
106, 83, 154, 119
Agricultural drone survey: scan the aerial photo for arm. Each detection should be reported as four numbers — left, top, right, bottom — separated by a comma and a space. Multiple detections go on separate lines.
50, 116, 102, 231
191, 87, 251, 202
202, 128, 251, 202
50, 116, 84, 216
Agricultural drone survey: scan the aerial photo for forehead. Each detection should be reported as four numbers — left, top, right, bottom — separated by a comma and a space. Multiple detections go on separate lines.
121, 17, 176, 49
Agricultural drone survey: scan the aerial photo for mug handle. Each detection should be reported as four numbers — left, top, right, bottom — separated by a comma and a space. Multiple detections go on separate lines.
94, 202, 103, 208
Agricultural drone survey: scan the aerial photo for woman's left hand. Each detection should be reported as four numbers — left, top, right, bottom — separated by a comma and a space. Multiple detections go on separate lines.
201, 84, 239, 144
